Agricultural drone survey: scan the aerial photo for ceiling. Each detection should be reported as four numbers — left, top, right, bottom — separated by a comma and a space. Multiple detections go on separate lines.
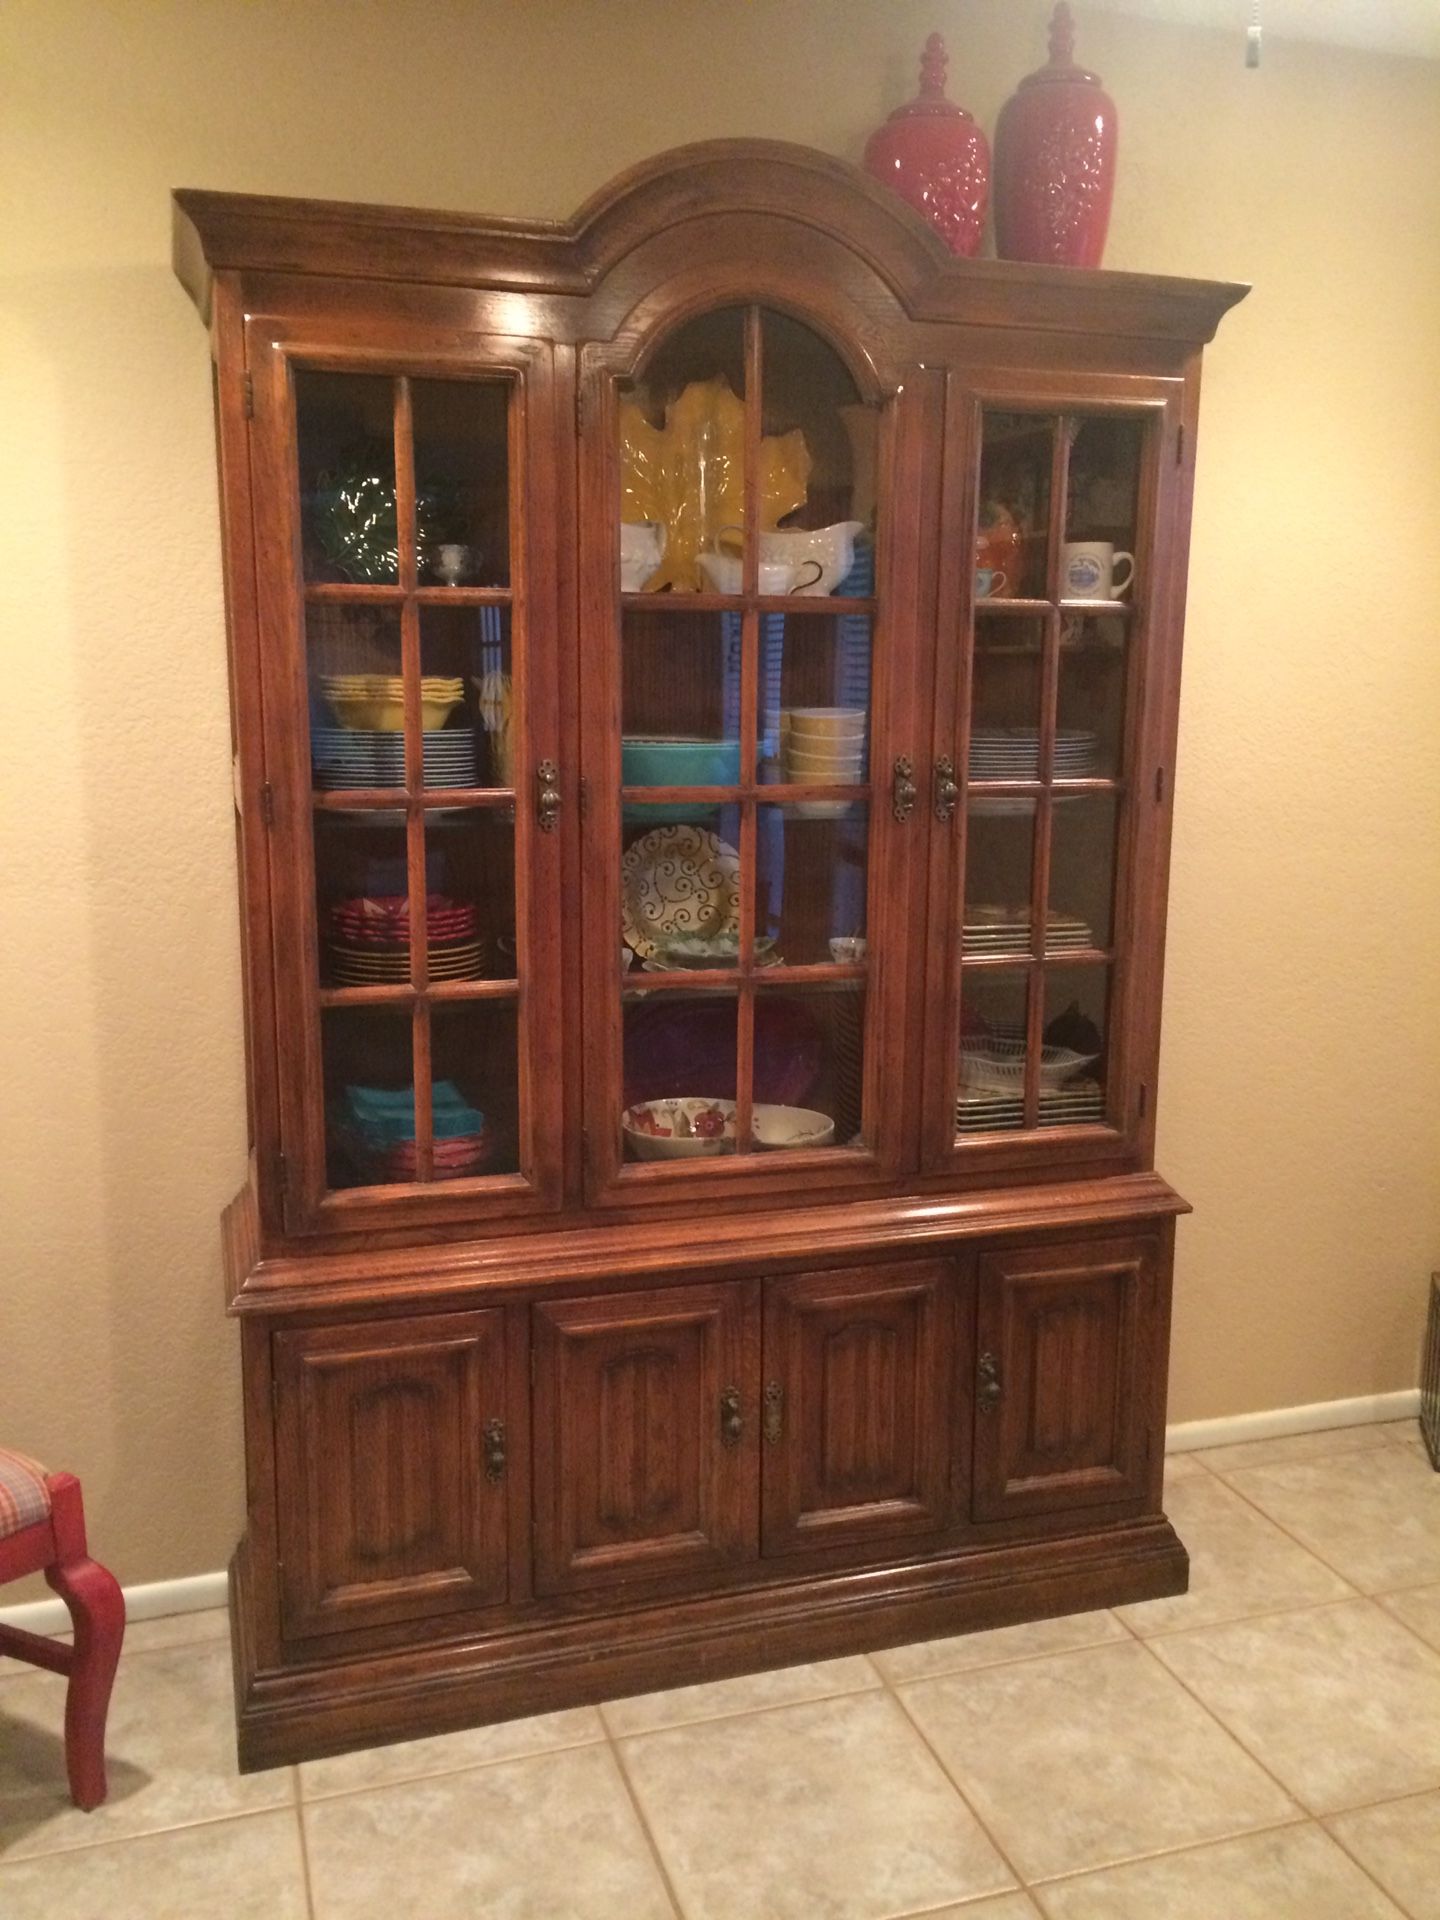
1087, 0, 1440, 61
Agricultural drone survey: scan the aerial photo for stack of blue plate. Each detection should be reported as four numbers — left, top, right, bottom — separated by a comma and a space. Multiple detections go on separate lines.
333, 1081, 494, 1181
312, 727, 477, 789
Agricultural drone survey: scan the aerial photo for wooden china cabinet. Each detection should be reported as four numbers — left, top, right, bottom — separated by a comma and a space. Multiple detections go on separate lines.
173, 141, 1244, 1768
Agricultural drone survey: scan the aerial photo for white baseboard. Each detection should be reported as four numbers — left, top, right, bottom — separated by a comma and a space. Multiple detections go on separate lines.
0, 1389, 1423, 1635
1166, 1387, 1421, 1454
0, 1570, 228, 1638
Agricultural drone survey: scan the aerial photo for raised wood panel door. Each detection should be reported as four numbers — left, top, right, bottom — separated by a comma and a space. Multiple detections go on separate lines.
761, 1260, 956, 1555
532, 1281, 760, 1595
972, 1234, 1157, 1522
274, 1309, 509, 1639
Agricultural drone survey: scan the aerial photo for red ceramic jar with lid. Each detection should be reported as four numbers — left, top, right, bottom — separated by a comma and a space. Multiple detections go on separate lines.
863, 32, 990, 260
994, 3, 1117, 269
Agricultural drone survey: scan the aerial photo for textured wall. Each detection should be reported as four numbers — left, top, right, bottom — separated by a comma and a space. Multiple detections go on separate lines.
2, 0, 1437, 1588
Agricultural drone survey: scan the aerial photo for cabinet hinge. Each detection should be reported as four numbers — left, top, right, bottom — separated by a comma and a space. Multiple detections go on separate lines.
1175, 422, 1185, 466
1154, 765, 1165, 804
260, 780, 276, 827
241, 370, 255, 419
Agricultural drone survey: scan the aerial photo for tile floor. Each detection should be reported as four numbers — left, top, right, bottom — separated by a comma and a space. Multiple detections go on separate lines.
1, 1419, 1437, 1918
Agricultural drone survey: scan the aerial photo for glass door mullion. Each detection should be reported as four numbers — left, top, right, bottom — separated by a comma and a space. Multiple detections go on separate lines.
393, 374, 434, 1182
733, 306, 764, 1157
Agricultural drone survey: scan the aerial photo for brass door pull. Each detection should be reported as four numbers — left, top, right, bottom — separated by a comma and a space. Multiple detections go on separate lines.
763, 1380, 784, 1445
934, 755, 959, 822
719, 1386, 744, 1447
483, 1418, 507, 1481
892, 755, 917, 822
536, 759, 561, 831
977, 1352, 1003, 1413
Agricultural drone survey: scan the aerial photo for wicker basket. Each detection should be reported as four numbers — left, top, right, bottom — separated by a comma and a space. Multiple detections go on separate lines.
1422, 1273, 1440, 1471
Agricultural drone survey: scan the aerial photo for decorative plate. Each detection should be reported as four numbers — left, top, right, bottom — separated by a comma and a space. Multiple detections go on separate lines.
621, 825, 739, 961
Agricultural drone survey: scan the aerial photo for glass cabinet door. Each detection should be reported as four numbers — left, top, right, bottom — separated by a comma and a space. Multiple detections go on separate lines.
583, 304, 918, 1196
253, 335, 563, 1230
926, 381, 1181, 1168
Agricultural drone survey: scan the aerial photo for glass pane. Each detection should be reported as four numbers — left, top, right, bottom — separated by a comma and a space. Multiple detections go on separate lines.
756, 803, 868, 965
956, 968, 1029, 1133
972, 613, 1043, 738
426, 810, 512, 984
750, 983, 865, 1151
315, 813, 410, 987
621, 816, 744, 968
761, 613, 871, 786
309, 605, 405, 792
1058, 613, 1129, 778
622, 608, 742, 820
622, 990, 740, 1159
1063, 416, 1143, 601
420, 604, 511, 788
619, 307, 748, 593
432, 1000, 519, 1176
979, 412, 1053, 599
1050, 792, 1119, 950
323, 1005, 416, 1187
963, 798, 1036, 952
1040, 965, 1110, 1127
412, 377, 509, 588
760, 309, 875, 592
296, 370, 398, 585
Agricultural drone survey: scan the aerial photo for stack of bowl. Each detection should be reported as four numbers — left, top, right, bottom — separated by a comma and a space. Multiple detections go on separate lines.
621, 736, 740, 823
320, 675, 464, 731
780, 707, 867, 816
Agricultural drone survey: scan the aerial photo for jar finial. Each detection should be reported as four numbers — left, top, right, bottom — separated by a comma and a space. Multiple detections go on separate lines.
919, 31, 949, 98
1048, 2, 1077, 66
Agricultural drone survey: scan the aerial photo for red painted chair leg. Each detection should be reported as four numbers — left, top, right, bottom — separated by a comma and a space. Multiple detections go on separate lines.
44, 1477, 125, 1811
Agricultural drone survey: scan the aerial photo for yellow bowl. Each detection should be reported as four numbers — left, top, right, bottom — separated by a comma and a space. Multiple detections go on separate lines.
329, 693, 463, 731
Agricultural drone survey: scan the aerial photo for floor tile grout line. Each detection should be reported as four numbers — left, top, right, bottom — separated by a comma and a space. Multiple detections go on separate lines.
293, 1798, 318, 1920
873, 1622, 1129, 1686
879, 1669, 1032, 1901
603, 1720, 690, 1920
1320, 1804, 1434, 1920
1123, 1588, 1380, 1645
1175, 1466, 1370, 1597
1181, 1424, 1412, 1478
1130, 1632, 1329, 1820
0, 1800, 299, 1870
1017, 1808, 1313, 1892
596, 1669, 885, 1741
1205, 1454, 1431, 1592
292, 1729, 608, 1808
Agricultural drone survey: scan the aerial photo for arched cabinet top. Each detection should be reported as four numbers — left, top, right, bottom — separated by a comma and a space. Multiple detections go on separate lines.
173, 138, 1247, 348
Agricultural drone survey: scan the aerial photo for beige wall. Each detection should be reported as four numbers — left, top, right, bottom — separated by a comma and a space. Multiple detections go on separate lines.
3, 0, 1437, 1591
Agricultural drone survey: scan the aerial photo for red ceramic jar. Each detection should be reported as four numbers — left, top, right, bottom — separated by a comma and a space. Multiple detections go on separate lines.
863, 33, 990, 260
994, 4, 1117, 269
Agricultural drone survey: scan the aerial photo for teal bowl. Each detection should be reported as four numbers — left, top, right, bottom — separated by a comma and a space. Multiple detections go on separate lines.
622, 737, 740, 823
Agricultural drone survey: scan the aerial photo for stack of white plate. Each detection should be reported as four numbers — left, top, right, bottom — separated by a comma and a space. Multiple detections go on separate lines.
956, 1080, 1105, 1132
968, 729, 1100, 780
312, 727, 477, 789
962, 907, 1094, 955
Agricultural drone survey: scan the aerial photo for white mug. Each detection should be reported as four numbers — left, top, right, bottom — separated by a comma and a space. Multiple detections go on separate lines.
620, 520, 666, 591
1061, 541, 1134, 599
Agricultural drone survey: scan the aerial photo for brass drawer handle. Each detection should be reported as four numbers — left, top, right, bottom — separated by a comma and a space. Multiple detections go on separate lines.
536, 759, 561, 831
483, 1417, 507, 1481
892, 755, 917, 822
934, 755, 959, 823
719, 1386, 744, 1448
977, 1352, 1002, 1413
763, 1380, 784, 1445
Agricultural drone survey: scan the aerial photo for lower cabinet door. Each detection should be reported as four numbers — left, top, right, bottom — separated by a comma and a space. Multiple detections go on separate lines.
972, 1233, 1159, 1523
273, 1308, 510, 1639
762, 1260, 956, 1555
532, 1281, 760, 1595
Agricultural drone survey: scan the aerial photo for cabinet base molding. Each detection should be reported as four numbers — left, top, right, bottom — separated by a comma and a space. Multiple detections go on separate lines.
229, 1518, 1187, 1772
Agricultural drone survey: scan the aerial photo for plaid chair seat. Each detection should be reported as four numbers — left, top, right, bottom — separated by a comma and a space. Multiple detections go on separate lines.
0, 1447, 51, 1539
